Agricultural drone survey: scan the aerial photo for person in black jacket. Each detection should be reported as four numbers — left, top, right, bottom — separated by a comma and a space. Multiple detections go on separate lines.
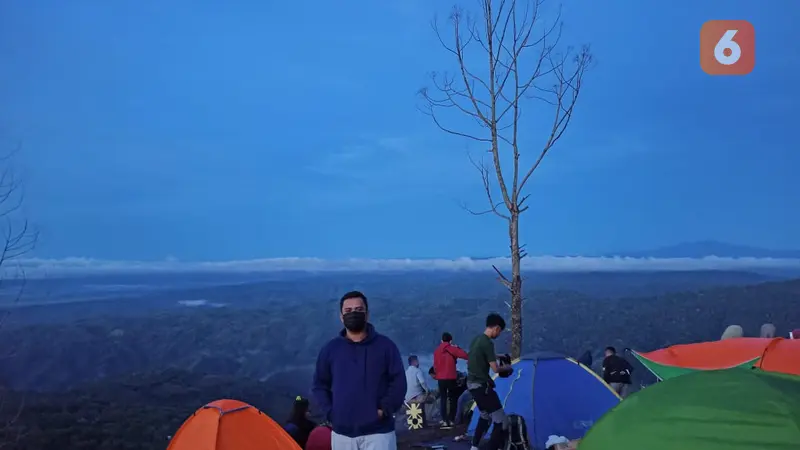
602, 346, 633, 398
285, 396, 317, 449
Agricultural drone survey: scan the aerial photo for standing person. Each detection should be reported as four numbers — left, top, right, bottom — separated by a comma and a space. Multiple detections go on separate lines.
312, 291, 407, 450
405, 355, 429, 404
284, 396, 317, 449
467, 313, 513, 450
602, 346, 633, 398
433, 332, 468, 429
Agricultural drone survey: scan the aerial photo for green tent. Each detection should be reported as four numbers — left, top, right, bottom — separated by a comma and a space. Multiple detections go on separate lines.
579, 369, 800, 450
631, 351, 760, 380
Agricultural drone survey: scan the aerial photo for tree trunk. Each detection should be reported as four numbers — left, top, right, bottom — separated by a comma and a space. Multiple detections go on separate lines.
509, 213, 523, 359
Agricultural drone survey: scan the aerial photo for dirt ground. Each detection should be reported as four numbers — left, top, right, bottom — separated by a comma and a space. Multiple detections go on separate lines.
397, 423, 479, 449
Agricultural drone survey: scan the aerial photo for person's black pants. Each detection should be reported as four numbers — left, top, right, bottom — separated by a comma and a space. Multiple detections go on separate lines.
437, 379, 458, 423
470, 384, 507, 450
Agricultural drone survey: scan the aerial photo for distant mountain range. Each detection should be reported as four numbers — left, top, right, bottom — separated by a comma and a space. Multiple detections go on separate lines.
470, 241, 800, 259
607, 240, 800, 259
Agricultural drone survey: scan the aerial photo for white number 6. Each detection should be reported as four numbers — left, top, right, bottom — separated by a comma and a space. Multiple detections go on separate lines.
714, 30, 741, 65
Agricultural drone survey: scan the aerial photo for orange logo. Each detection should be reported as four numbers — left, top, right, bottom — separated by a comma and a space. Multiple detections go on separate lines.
700, 20, 755, 75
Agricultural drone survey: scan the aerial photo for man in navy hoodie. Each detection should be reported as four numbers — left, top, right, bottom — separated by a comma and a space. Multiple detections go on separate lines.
312, 291, 407, 450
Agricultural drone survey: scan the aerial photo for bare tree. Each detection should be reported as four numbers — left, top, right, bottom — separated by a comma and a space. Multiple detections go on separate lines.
0, 145, 37, 447
0, 146, 37, 323
419, 0, 591, 358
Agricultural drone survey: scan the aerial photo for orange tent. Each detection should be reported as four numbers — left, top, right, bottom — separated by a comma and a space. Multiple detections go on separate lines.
167, 399, 302, 450
756, 338, 800, 375
633, 337, 800, 380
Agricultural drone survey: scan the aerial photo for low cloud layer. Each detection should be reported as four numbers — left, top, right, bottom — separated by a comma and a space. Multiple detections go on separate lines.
6, 255, 800, 278
177, 300, 227, 308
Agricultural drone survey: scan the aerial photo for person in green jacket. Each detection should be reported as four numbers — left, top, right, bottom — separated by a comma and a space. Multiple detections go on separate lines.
466, 313, 513, 450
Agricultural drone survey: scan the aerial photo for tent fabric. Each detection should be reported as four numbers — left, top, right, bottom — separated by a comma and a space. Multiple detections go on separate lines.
579, 368, 800, 450
167, 399, 302, 450
753, 338, 800, 375
467, 353, 621, 449
633, 337, 800, 380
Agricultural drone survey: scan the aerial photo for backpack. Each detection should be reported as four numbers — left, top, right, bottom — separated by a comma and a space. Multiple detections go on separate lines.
504, 414, 531, 450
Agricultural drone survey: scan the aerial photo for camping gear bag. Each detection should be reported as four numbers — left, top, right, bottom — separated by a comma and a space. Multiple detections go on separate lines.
504, 414, 530, 450
497, 354, 514, 378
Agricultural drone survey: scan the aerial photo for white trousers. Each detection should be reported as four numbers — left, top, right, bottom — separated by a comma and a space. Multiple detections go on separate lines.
331, 430, 397, 450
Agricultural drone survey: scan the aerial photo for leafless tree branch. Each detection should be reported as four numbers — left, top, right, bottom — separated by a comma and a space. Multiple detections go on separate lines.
0, 142, 37, 442
492, 264, 512, 290
420, 0, 592, 357
460, 152, 511, 219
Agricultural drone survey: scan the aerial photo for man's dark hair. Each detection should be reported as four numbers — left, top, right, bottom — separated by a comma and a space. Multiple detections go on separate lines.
441, 332, 453, 342
606, 346, 617, 354
486, 313, 506, 330
408, 355, 418, 365
339, 291, 368, 312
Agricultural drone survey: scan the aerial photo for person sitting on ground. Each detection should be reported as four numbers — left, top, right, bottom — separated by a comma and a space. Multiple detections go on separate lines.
455, 388, 473, 425
452, 371, 468, 406
405, 355, 429, 404
285, 396, 317, 449
468, 313, 514, 450
305, 423, 333, 450
433, 331, 469, 429
602, 346, 633, 398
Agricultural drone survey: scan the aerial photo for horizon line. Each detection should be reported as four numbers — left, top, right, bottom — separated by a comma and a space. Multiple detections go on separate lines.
3, 255, 800, 278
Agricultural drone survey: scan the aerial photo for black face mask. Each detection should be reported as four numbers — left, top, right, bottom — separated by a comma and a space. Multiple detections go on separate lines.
342, 311, 367, 332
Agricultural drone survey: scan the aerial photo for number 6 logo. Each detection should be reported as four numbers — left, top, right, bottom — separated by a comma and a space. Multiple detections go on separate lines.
714, 30, 741, 65
700, 20, 755, 75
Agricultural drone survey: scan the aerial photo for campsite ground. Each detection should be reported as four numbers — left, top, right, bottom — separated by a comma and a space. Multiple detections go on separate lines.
398, 424, 473, 450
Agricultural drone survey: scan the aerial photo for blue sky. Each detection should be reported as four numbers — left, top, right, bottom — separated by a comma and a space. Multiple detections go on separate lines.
1, 0, 797, 261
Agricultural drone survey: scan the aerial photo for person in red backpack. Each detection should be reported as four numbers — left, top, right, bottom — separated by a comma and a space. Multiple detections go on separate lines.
433, 332, 469, 429
305, 424, 332, 450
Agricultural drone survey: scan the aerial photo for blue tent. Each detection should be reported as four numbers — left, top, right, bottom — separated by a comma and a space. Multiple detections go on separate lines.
467, 352, 621, 449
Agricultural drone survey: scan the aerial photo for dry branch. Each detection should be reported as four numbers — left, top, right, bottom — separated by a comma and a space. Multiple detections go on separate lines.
492, 264, 512, 290
0, 143, 37, 440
